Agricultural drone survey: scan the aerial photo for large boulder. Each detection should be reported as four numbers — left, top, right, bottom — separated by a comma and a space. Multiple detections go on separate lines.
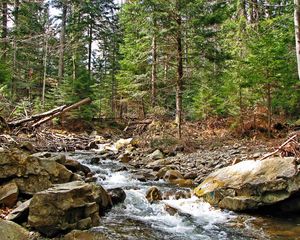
28, 181, 112, 237
0, 148, 77, 195
194, 157, 300, 211
0, 219, 31, 240
0, 148, 42, 179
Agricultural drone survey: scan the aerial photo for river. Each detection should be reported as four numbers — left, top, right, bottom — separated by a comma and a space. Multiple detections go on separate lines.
68, 152, 300, 240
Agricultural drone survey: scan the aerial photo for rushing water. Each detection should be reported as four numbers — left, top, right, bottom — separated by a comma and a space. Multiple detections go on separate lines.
68, 152, 300, 240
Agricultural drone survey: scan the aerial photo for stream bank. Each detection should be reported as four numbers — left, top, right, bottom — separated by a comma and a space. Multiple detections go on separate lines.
1, 132, 300, 239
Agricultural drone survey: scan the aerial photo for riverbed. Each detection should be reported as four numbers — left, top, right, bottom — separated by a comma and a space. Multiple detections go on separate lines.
64, 151, 300, 240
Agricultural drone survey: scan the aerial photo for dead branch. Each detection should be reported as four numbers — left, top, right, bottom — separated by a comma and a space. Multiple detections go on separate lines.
260, 134, 299, 160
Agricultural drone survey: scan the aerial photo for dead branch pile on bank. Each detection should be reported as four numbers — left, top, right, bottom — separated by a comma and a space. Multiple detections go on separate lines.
0, 128, 106, 152
261, 132, 300, 160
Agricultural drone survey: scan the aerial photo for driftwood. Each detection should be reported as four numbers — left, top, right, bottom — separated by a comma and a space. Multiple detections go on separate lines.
8, 98, 92, 129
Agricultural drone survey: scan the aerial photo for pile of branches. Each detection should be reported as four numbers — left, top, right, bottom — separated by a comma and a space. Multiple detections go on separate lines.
34, 130, 95, 151
261, 132, 300, 160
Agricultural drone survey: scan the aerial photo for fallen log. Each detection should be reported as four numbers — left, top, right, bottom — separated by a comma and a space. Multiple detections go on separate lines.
32, 98, 92, 128
8, 98, 92, 129
8, 105, 66, 128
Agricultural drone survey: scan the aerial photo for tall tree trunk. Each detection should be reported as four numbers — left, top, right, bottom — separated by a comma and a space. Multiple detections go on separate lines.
151, 34, 157, 107
1, 0, 8, 60
267, 82, 272, 138
42, 31, 49, 109
250, 0, 259, 23
12, 0, 19, 98
111, 35, 117, 119
58, 4, 67, 81
88, 21, 93, 76
294, 0, 300, 80
240, 0, 247, 19
175, 5, 183, 139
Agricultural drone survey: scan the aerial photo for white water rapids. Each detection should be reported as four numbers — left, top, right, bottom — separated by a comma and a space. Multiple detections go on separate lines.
68, 152, 263, 240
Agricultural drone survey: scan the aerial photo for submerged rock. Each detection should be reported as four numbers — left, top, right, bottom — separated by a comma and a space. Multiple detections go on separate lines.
107, 188, 126, 205
145, 186, 162, 204
28, 181, 112, 237
194, 157, 300, 211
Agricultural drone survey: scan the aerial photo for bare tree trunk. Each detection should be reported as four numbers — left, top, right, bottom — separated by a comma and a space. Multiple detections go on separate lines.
175, 4, 183, 139
58, 4, 67, 81
267, 83, 272, 138
1, 0, 8, 60
151, 34, 157, 107
88, 21, 93, 76
250, 0, 259, 23
12, 0, 19, 98
111, 33, 117, 119
42, 30, 49, 109
239, 0, 247, 19
295, 0, 300, 80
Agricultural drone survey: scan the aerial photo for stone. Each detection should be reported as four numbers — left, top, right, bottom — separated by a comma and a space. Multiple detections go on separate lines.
28, 181, 112, 237
156, 166, 178, 179
5, 199, 31, 223
64, 158, 91, 176
14, 175, 53, 195
147, 149, 164, 160
114, 138, 133, 150
43, 154, 67, 165
0, 219, 30, 240
174, 190, 192, 200
19, 142, 36, 153
194, 157, 300, 211
146, 159, 172, 169
0, 148, 42, 179
107, 188, 126, 205
0, 148, 77, 195
162, 190, 191, 200
90, 157, 101, 164
118, 153, 131, 163
163, 170, 184, 182
145, 186, 162, 204
0, 181, 19, 208
39, 158, 73, 183
64, 229, 108, 240
164, 204, 178, 216
183, 171, 198, 180
170, 179, 195, 188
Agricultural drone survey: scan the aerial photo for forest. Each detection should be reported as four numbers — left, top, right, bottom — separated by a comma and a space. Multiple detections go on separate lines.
1, 1, 300, 240
0, 0, 299, 137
